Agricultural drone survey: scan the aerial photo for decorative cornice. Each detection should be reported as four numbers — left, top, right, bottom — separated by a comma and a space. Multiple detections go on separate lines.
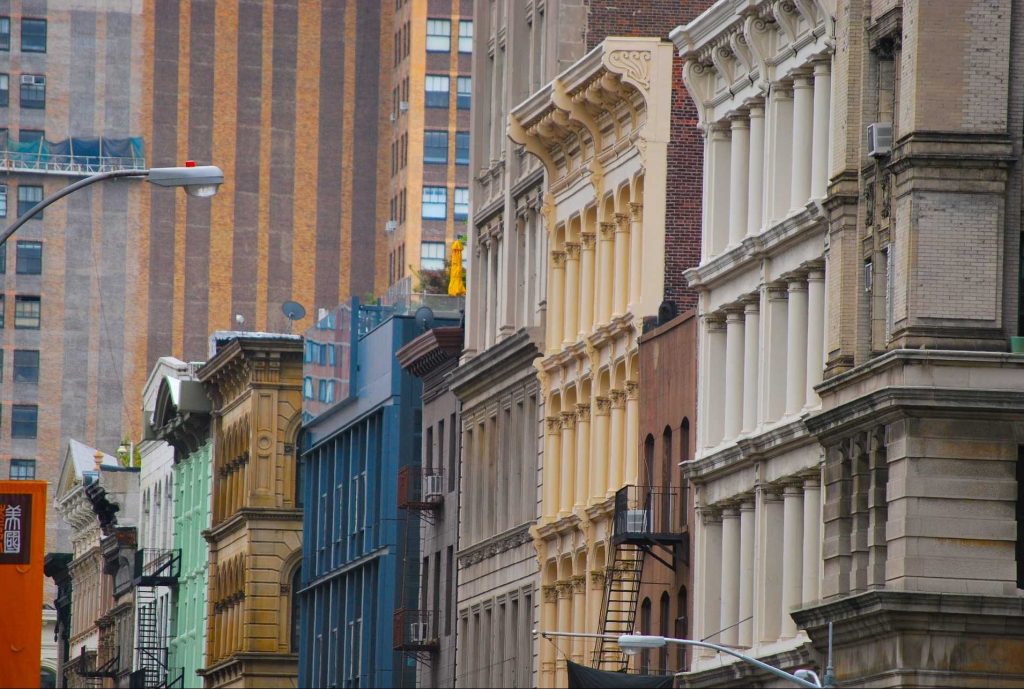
458, 523, 534, 567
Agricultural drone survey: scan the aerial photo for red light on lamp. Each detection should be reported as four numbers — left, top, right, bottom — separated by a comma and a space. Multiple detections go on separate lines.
185, 160, 196, 168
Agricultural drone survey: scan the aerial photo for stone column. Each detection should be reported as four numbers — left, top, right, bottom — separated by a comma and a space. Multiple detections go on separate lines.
720, 506, 741, 646
746, 104, 766, 237
556, 581, 572, 687
543, 416, 561, 520
598, 222, 615, 324
608, 390, 626, 493
613, 212, 630, 318
804, 269, 825, 408
489, 239, 501, 345
759, 490, 784, 644
591, 397, 611, 502
738, 499, 756, 647
780, 484, 804, 639
575, 404, 591, 509
560, 412, 577, 516
811, 63, 831, 199
571, 575, 586, 663
723, 310, 745, 441
700, 509, 723, 652
625, 382, 639, 483
705, 319, 727, 447
742, 301, 760, 433
547, 251, 565, 354
628, 202, 643, 311
707, 124, 732, 257
766, 86, 793, 225
784, 278, 808, 416
579, 233, 596, 337
789, 74, 814, 212
728, 115, 750, 247
563, 242, 580, 346
765, 285, 789, 422
588, 569, 606, 635
802, 476, 821, 603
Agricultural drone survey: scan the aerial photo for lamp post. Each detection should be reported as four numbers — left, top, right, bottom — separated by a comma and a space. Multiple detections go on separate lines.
1, 163, 224, 247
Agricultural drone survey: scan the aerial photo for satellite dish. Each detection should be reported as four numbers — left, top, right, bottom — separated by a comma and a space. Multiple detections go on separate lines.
282, 301, 307, 332
414, 306, 435, 332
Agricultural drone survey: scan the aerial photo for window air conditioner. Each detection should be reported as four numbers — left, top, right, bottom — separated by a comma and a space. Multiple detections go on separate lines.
423, 473, 443, 500
21, 75, 44, 86
389, 112, 397, 122
399, 100, 410, 112
409, 621, 429, 644
867, 122, 892, 158
385, 220, 397, 233
863, 259, 873, 293
624, 509, 648, 533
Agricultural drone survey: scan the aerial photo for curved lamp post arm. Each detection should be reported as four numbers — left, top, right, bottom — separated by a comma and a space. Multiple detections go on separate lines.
652, 637, 822, 688
0, 169, 149, 248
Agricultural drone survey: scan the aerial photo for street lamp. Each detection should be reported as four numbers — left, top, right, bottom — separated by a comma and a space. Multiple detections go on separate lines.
0, 162, 224, 247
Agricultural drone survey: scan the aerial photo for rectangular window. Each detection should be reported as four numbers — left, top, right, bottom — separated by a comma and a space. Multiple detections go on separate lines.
20, 74, 45, 109
456, 131, 470, 165
424, 74, 449, 108
0, 74, 8, 107
423, 130, 448, 164
444, 545, 454, 635
13, 350, 39, 383
14, 295, 40, 329
9, 459, 35, 480
11, 405, 38, 438
426, 19, 450, 52
422, 186, 447, 220
17, 186, 43, 219
0, 295, 5, 327
16, 241, 41, 274
21, 19, 47, 53
421, 241, 445, 271
458, 20, 473, 53
454, 187, 469, 221
0, 184, 6, 218
456, 76, 471, 110
0, 17, 9, 51
303, 376, 314, 400
19, 129, 43, 145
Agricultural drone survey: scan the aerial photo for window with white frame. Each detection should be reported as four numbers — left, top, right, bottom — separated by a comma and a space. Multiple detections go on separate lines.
422, 186, 447, 220
19, 74, 45, 109
0, 17, 9, 51
425, 74, 449, 108
454, 187, 469, 221
17, 185, 43, 219
456, 76, 471, 110
421, 241, 445, 270
0, 74, 8, 107
458, 20, 473, 53
426, 19, 450, 52
423, 130, 448, 164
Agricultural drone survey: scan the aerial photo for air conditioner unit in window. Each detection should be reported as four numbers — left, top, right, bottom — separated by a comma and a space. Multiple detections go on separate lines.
399, 100, 410, 112
863, 260, 873, 293
867, 122, 892, 158
624, 509, 648, 533
20, 75, 44, 86
385, 220, 397, 233
423, 473, 443, 500
409, 621, 429, 644
389, 112, 397, 122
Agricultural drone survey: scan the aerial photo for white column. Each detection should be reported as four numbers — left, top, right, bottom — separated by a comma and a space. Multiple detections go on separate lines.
701, 510, 723, 649
547, 251, 565, 354
784, 278, 808, 416
738, 499, 756, 647
598, 222, 615, 324
579, 233, 596, 337
625, 382, 639, 483
613, 213, 630, 317
764, 286, 788, 423
563, 242, 580, 346
705, 319, 727, 448
489, 240, 501, 344
708, 124, 732, 256
555, 582, 572, 686
574, 404, 590, 509
802, 477, 821, 603
790, 75, 814, 212
759, 491, 784, 643
766, 87, 793, 225
804, 269, 826, 408
811, 63, 831, 199
723, 310, 745, 441
728, 116, 750, 247
720, 507, 741, 646
559, 412, 576, 516
591, 398, 610, 502
608, 390, 626, 492
628, 203, 643, 312
543, 417, 561, 520
746, 104, 766, 237
780, 484, 805, 639
571, 576, 586, 662
741, 301, 760, 433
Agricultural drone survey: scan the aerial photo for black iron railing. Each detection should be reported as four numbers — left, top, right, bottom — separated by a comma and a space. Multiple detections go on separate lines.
613, 485, 686, 543
397, 466, 445, 510
393, 608, 439, 651
134, 548, 181, 586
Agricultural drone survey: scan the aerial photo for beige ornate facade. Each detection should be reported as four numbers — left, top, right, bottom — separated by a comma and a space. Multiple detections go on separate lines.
197, 334, 304, 689
510, 37, 675, 687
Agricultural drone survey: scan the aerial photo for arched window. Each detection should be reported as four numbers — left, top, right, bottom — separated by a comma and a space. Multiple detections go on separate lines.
662, 426, 673, 532
676, 586, 688, 669
680, 418, 691, 526
291, 566, 302, 652
643, 435, 655, 488
640, 597, 652, 673
659, 592, 671, 673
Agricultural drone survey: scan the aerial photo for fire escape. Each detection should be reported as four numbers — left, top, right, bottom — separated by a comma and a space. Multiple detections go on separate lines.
133, 548, 183, 689
394, 466, 444, 664
593, 485, 689, 671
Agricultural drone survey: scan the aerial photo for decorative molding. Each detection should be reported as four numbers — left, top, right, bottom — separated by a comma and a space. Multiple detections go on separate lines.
605, 49, 652, 91
458, 524, 535, 566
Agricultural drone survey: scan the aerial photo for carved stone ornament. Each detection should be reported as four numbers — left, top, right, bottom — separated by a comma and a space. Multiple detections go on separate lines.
576, 403, 591, 422
561, 411, 577, 430
599, 221, 617, 239
590, 569, 607, 588
565, 242, 581, 260
614, 212, 630, 232
595, 396, 612, 414
546, 416, 562, 435
551, 250, 566, 268
625, 381, 639, 399
570, 575, 586, 594
606, 49, 652, 91
581, 232, 597, 250
542, 584, 559, 604
609, 389, 627, 408
629, 202, 643, 223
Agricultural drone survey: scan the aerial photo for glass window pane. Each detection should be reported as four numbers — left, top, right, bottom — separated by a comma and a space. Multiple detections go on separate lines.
424, 75, 449, 108
0, 184, 6, 218
19, 75, 45, 109
421, 242, 445, 271
0, 74, 8, 107
422, 186, 447, 220
9, 459, 35, 480
423, 130, 448, 164
11, 405, 38, 438
456, 76, 471, 110
14, 295, 40, 329
456, 132, 470, 165
17, 186, 43, 219
458, 21, 473, 53
15, 240, 41, 274
0, 17, 10, 51
21, 19, 46, 52
426, 19, 450, 52
454, 188, 469, 221
13, 350, 39, 383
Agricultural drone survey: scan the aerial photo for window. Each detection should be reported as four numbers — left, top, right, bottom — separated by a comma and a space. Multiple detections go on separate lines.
426, 19, 450, 52
421, 242, 445, 271
13, 350, 39, 383
0, 17, 9, 50
16, 241, 41, 274
425, 75, 449, 108
423, 130, 448, 164
0, 295, 5, 327
456, 76, 471, 110
14, 295, 40, 329
18, 186, 43, 219
19, 129, 43, 145
422, 186, 447, 220
456, 132, 470, 165
0, 74, 7, 107
11, 405, 37, 438
0, 184, 6, 218
9, 459, 35, 480
458, 20, 473, 53
303, 376, 314, 400
20, 75, 46, 109
21, 19, 47, 53
454, 187, 469, 221
290, 567, 302, 652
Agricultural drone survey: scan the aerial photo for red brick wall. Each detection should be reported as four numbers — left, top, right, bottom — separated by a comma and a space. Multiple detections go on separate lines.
584, 0, 711, 312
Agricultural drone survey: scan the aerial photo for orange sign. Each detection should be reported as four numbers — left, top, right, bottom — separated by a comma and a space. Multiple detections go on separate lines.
0, 480, 46, 688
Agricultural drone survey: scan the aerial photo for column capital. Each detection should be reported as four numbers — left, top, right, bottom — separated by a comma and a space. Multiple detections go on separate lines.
542, 584, 559, 603
725, 308, 745, 323
575, 403, 591, 422
729, 113, 750, 129
792, 73, 814, 89
739, 497, 756, 512
555, 580, 572, 598
551, 250, 566, 268
564, 242, 581, 261
802, 474, 821, 490
806, 267, 825, 282
580, 232, 596, 250
590, 569, 607, 589
786, 276, 808, 293
609, 389, 627, 409
762, 486, 785, 502
783, 480, 805, 497
706, 316, 727, 332
709, 121, 732, 139
766, 283, 789, 301
629, 202, 643, 222
594, 396, 612, 415
599, 221, 616, 239
560, 411, 577, 431
747, 102, 766, 118
614, 212, 630, 232
546, 416, 562, 435
625, 381, 639, 400
570, 575, 586, 594
700, 506, 722, 524
743, 299, 761, 315
720, 504, 741, 518
813, 61, 831, 77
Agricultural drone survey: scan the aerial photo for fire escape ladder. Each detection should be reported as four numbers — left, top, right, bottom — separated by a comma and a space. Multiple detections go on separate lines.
134, 549, 184, 689
593, 542, 645, 671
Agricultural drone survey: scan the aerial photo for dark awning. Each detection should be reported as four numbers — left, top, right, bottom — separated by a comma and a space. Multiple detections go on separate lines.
567, 661, 675, 689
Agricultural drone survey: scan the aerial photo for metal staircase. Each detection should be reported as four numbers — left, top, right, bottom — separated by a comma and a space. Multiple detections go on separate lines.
593, 543, 645, 671
135, 586, 165, 687
134, 549, 184, 689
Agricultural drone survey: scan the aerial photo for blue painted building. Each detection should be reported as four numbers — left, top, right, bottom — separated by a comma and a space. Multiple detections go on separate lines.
296, 298, 460, 688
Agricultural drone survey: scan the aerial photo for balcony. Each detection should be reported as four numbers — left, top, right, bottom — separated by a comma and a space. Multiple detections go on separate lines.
397, 466, 445, 511
612, 485, 688, 553
134, 548, 181, 587
393, 608, 439, 652
1, 135, 146, 177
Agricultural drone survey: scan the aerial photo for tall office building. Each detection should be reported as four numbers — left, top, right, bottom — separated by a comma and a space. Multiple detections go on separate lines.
2, 2, 393, 567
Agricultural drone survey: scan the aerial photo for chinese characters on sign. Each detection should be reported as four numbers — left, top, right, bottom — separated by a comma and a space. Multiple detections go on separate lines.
0, 494, 31, 564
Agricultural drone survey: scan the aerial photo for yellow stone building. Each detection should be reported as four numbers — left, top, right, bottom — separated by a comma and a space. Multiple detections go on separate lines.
509, 37, 676, 687
197, 334, 305, 688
